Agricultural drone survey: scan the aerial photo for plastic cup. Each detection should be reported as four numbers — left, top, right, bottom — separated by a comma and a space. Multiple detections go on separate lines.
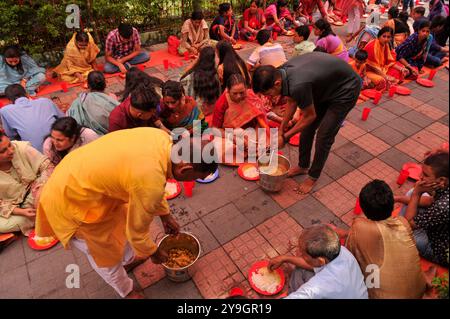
61, 82, 68, 92
272, 31, 278, 41
354, 198, 362, 215
184, 51, 190, 60
361, 107, 371, 121
183, 181, 195, 197
373, 91, 382, 105
389, 86, 396, 97
163, 59, 169, 70
397, 169, 409, 185
229, 287, 244, 297
428, 69, 437, 81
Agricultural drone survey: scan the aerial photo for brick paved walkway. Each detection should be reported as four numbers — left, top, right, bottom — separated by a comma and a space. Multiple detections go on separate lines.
0, 25, 448, 299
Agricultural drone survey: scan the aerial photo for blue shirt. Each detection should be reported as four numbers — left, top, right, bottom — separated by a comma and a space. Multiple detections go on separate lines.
0, 97, 64, 152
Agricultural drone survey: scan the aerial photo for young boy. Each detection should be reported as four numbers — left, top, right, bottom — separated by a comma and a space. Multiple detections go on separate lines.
268, 225, 368, 299
412, 6, 427, 32
293, 25, 316, 56
396, 152, 449, 267
247, 29, 287, 70
349, 50, 374, 90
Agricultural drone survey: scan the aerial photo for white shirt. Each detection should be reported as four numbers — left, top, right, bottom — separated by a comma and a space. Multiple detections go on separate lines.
285, 246, 368, 299
247, 42, 287, 68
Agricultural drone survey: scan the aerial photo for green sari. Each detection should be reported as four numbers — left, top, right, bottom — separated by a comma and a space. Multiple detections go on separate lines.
67, 92, 119, 135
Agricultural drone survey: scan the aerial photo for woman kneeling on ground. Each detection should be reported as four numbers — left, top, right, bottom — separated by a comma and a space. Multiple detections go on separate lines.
212, 74, 269, 165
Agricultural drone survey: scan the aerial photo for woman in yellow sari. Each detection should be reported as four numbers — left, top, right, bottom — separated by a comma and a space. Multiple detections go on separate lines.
212, 73, 269, 165
54, 32, 100, 84
364, 27, 410, 90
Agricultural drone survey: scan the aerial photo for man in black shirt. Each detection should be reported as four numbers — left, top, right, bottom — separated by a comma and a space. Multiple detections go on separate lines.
253, 53, 361, 193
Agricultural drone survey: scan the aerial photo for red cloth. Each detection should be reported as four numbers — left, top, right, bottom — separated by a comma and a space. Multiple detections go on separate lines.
108, 97, 157, 132
299, 0, 328, 18
212, 93, 228, 128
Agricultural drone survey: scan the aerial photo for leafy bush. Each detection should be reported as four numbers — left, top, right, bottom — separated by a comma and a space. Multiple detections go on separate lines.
0, 0, 294, 64
432, 274, 449, 299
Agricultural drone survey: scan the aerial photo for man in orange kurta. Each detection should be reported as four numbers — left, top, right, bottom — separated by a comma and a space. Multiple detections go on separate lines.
36, 128, 217, 298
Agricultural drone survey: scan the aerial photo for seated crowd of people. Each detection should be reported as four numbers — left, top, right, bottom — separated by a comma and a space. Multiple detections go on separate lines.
0, 0, 448, 299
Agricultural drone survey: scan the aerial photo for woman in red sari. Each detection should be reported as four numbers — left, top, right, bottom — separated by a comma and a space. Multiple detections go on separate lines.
364, 26, 411, 90
239, 0, 266, 41
212, 73, 269, 165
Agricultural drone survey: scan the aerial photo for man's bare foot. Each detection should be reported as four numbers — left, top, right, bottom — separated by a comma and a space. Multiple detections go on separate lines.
288, 166, 308, 178
125, 289, 145, 299
298, 178, 316, 194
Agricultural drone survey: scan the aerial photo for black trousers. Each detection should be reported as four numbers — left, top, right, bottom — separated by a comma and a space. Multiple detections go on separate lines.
298, 96, 358, 180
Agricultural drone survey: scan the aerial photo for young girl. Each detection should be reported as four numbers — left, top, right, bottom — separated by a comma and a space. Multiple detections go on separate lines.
180, 46, 221, 116
216, 41, 252, 90
396, 20, 446, 79
313, 19, 349, 61
210, 3, 239, 44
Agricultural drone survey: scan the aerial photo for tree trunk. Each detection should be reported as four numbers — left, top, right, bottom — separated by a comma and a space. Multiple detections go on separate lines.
193, 0, 202, 11
87, 0, 101, 45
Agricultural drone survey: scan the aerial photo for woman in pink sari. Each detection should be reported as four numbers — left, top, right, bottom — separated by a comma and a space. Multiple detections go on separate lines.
313, 19, 349, 61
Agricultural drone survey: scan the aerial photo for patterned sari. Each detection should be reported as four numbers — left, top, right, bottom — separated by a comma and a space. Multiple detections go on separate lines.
159, 96, 208, 132
213, 89, 269, 165
364, 38, 403, 90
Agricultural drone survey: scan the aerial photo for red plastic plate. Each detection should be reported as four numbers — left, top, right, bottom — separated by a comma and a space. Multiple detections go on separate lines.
361, 89, 378, 99
27, 229, 59, 251
238, 163, 260, 181
394, 85, 412, 95
248, 260, 285, 296
165, 179, 182, 200
289, 133, 300, 146
416, 78, 434, 88
402, 163, 422, 181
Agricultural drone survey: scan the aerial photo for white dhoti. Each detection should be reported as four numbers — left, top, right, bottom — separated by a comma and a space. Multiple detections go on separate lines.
70, 238, 135, 298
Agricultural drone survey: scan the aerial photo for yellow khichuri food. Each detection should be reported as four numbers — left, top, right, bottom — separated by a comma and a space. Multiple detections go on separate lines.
34, 235, 55, 246
164, 248, 196, 268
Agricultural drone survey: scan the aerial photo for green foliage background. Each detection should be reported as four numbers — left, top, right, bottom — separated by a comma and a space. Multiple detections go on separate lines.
0, 1, 291, 64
